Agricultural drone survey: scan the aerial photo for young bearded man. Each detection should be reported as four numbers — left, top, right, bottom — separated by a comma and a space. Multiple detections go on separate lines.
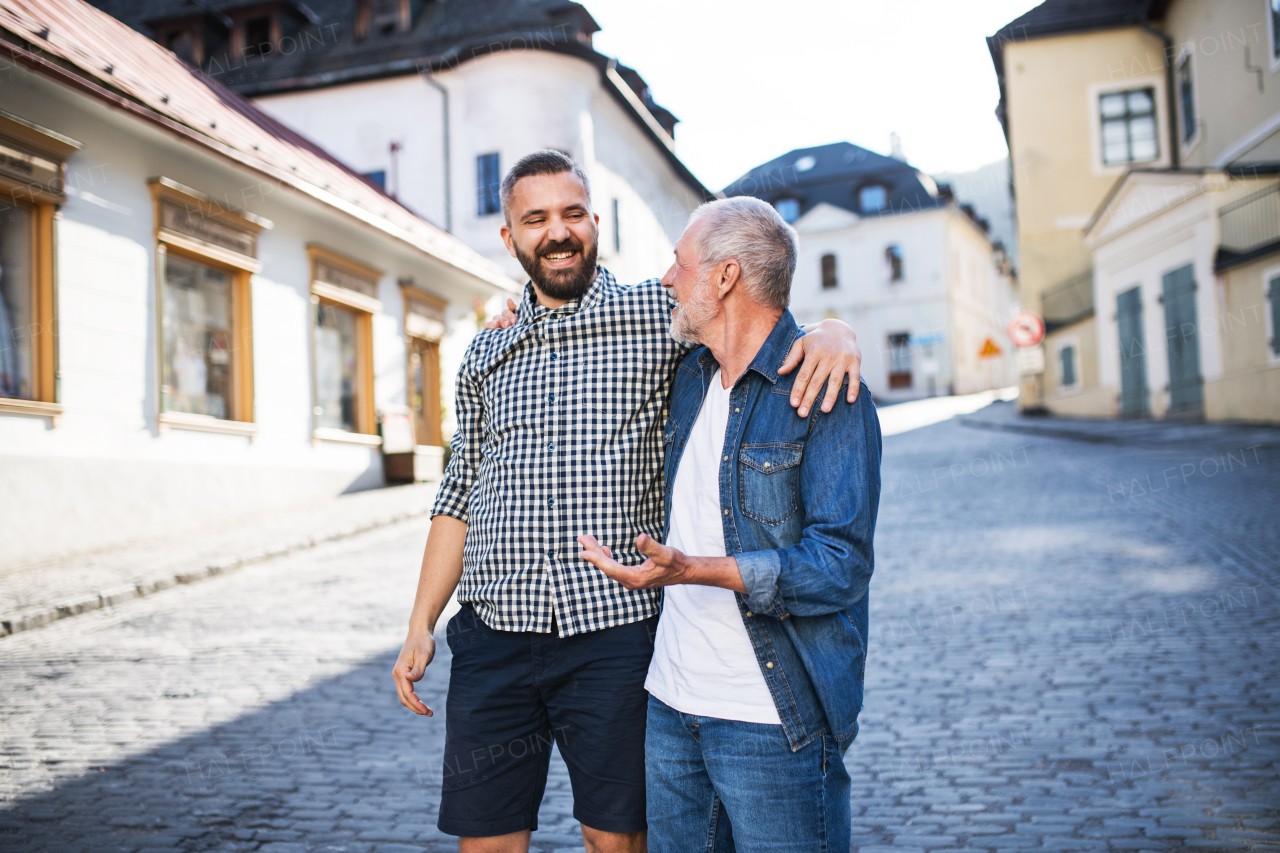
579, 196, 881, 852
390, 151, 863, 853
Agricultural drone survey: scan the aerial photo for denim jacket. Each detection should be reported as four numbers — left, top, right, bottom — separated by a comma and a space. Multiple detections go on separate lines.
662, 310, 881, 753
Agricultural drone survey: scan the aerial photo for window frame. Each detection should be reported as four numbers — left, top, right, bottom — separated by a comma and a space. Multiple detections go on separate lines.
820, 253, 837, 290
1055, 335, 1081, 394
885, 244, 904, 282
773, 198, 800, 223
1264, 264, 1280, 367
1176, 45, 1199, 152
887, 331, 912, 389
401, 284, 447, 448
307, 244, 381, 443
476, 152, 501, 217
858, 184, 887, 214
1270, 0, 1280, 71
150, 178, 265, 437
0, 113, 78, 423
1088, 78, 1168, 175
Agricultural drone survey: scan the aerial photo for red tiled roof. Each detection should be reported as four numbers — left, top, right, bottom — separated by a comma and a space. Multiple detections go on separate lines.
0, 0, 516, 292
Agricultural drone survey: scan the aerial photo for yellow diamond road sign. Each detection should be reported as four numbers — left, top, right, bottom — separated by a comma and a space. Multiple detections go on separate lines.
979, 337, 1002, 358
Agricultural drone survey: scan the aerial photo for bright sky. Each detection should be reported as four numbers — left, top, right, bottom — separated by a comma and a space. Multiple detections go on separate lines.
587, 0, 1044, 191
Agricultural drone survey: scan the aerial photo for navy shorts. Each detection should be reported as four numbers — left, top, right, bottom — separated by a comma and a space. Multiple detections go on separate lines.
438, 604, 656, 838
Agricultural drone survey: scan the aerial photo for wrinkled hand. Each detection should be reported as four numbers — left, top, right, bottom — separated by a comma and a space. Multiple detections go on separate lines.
778, 319, 862, 416
577, 533, 688, 590
391, 631, 437, 716
482, 297, 519, 330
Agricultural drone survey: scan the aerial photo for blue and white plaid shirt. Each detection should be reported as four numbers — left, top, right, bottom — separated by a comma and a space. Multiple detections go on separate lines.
432, 267, 687, 636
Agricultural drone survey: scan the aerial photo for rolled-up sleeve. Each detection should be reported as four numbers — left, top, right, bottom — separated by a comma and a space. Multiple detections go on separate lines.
735, 388, 881, 618
430, 347, 484, 523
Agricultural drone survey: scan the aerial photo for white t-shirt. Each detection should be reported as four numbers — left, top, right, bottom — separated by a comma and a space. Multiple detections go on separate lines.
645, 369, 781, 725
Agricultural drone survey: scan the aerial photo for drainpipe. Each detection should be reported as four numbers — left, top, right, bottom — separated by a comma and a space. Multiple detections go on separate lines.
421, 68, 452, 232
1140, 4, 1180, 169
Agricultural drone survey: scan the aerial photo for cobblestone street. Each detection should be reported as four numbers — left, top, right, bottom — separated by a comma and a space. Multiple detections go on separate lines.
1, 402, 1277, 852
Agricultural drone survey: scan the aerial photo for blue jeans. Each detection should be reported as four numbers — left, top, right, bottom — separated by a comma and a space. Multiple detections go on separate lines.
645, 695, 851, 852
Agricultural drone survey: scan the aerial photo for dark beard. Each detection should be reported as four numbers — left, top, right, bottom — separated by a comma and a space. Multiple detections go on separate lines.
515, 235, 599, 302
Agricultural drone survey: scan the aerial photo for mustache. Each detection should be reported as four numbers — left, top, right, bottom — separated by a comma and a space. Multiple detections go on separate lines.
537, 237, 584, 258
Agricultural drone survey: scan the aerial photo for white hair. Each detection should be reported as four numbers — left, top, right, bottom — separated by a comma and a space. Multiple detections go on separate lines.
688, 196, 797, 311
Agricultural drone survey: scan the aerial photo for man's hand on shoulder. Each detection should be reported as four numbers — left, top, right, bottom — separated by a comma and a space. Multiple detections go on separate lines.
779, 319, 862, 417
481, 297, 519, 331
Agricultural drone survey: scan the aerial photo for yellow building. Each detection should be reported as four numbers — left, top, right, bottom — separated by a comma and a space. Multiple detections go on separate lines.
990, 0, 1280, 423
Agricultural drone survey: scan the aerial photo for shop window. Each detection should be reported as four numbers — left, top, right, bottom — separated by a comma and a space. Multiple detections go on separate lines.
309, 245, 381, 441
886, 244, 903, 282
151, 178, 264, 435
402, 287, 446, 447
0, 112, 80, 421
1100, 88, 1159, 166
612, 197, 622, 254
888, 332, 912, 389
821, 253, 837, 290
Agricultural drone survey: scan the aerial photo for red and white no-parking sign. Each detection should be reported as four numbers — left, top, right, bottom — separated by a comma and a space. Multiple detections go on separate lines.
1007, 312, 1045, 348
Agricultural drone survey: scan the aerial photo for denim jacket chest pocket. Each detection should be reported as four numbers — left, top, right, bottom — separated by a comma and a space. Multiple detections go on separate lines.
737, 442, 803, 525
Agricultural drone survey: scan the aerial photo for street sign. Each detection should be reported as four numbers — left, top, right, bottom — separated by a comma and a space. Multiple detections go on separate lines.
1008, 312, 1046, 348
1018, 345, 1045, 375
978, 337, 1002, 358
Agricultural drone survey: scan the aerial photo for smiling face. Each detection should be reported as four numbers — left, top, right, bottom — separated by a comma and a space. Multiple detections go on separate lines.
661, 221, 718, 345
500, 171, 600, 304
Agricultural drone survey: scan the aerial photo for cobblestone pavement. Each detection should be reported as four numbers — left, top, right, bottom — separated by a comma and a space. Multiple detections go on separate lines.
1, 404, 1277, 852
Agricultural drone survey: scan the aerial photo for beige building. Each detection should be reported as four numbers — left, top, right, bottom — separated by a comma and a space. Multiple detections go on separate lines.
990, 0, 1280, 422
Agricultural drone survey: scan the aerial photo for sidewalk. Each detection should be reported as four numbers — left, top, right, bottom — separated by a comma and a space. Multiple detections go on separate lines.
957, 399, 1280, 451
0, 481, 440, 637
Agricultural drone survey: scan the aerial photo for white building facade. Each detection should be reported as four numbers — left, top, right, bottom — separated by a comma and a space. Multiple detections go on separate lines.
727, 143, 1017, 403
0, 0, 515, 567
90, 0, 713, 288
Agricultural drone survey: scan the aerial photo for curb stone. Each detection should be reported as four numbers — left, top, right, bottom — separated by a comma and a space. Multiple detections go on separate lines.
0, 507, 431, 639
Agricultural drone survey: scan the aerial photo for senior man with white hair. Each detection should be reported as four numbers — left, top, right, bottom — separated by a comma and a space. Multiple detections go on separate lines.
579, 196, 882, 852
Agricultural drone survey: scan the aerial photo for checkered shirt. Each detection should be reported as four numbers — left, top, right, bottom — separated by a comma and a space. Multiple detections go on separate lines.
432, 267, 687, 637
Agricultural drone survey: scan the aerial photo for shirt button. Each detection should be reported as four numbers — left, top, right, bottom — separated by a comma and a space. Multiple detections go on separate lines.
745, 611, 753, 617
550, 352, 559, 360
763, 462, 771, 468
765, 661, 774, 669
547, 394, 555, 403
547, 550, 554, 559
548, 497, 556, 507
734, 407, 740, 413
547, 443, 555, 452
723, 455, 728, 461
723, 509, 729, 516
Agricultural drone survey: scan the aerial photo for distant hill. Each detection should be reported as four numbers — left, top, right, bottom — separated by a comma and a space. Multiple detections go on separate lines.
933, 158, 1017, 264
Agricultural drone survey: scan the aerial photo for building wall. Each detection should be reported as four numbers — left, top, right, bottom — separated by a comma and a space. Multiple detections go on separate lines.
1206, 255, 1280, 422
1166, 0, 1280, 169
0, 70, 494, 567
792, 205, 1013, 402
1004, 28, 1170, 415
255, 50, 702, 288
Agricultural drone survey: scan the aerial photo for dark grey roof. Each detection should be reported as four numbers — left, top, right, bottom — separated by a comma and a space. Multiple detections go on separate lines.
987, 0, 1170, 136
83, 0, 710, 198
722, 142, 947, 220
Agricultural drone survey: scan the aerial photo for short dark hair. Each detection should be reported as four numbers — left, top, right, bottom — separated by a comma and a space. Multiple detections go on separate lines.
500, 150, 592, 222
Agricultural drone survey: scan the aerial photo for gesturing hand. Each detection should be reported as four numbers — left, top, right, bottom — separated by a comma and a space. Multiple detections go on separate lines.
577, 533, 689, 590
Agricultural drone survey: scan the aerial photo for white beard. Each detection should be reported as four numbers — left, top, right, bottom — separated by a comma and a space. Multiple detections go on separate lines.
670, 278, 718, 345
